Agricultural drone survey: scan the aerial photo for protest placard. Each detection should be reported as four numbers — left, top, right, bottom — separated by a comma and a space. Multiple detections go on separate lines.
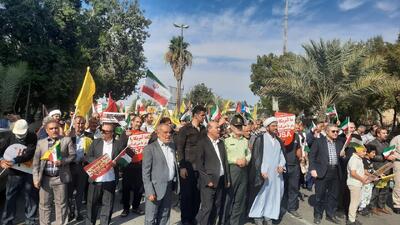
3, 143, 32, 174
274, 112, 296, 146
84, 154, 113, 180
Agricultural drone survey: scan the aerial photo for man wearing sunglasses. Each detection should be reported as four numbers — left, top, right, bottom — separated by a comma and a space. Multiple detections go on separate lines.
309, 124, 344, 224
85, 122, 126, 225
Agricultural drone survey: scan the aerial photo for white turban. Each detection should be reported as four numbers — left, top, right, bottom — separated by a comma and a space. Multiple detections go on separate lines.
263, 117, 277, 127
49, 109, 61, 117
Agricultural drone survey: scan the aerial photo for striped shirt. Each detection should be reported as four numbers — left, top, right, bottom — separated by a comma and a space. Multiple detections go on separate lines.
327, 139, 338, 166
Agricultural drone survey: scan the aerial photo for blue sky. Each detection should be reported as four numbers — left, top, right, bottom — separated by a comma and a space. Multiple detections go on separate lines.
136, 0, 400, 105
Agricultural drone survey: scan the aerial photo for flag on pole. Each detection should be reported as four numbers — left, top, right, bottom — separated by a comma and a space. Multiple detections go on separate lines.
75, 67, 96, 116
141, 70, 171, 106
180, 101, 186, 114
339, 117, 350, 131
252, 104, 258, 120
104, 92, 118, 112
236, 102, 242, 113
117, 148, 133, 167
326, 105, 337, 117
222, 100, 231, 115
210, 105, 221, 121
383, 145, 396, 158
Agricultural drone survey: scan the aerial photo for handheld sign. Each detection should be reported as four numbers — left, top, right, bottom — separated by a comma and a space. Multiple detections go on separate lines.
3, 144, 32, 174
274, 112, 296, 146
84, 154, 113, 180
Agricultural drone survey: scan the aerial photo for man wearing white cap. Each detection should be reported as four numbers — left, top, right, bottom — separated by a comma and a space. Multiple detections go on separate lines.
0, 119, 38, 225
248, 117, 286, 225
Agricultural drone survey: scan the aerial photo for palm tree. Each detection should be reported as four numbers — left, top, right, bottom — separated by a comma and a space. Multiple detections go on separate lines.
165, 36, 193, 110
260, 39, 390, 120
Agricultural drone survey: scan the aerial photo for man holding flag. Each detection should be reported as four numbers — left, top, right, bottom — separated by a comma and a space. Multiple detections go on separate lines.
32, 118, 76, 225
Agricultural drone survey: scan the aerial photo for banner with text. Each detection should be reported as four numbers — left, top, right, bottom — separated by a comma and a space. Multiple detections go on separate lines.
275, 112, 296, 146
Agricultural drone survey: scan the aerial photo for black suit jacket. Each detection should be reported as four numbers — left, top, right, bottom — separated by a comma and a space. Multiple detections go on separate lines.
309, 136, 344, 179
86, 138, 126, 183
197, 136, 230, 189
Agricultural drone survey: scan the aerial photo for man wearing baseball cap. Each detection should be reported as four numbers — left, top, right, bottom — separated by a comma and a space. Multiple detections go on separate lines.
0, 119, 38, 225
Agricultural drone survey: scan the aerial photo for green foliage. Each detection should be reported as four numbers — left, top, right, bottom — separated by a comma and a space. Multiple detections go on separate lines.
186, 83, 214, 106
0, 0, 150, 115
0, 62, 28, 114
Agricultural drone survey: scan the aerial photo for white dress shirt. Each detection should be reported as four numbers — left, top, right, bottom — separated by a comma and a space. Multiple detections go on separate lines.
95, 140, 115, 182
209, 136, 224, 176
157, 139, 175, 181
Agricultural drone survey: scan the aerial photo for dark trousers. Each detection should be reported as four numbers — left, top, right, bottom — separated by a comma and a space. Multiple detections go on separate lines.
1, 174, 38, 225
122, 163, 143, 210
68, 162, 88, 216
180, 167, 200, 224
314, 166, 339, 219
197, 176, 225, 225
370, 186, 389, 209
283, 165, 300, 212
222, 165, 247, 225
144, 182, 173, 225
85, 181, 116, 225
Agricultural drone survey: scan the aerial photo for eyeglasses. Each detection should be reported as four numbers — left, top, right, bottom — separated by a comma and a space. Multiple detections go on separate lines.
101, 129, 113, 134
48, 127, 58, 130
330, 130, 339, 133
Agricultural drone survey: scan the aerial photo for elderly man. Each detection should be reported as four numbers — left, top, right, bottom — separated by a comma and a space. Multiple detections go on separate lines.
142, 124, 179, 225
68, 116, 93, 221
309, 124, 344, 224
0, 119, 38, 225
32, 118, 76, 225
196, 121, 230, 225
248, 117, 286, 225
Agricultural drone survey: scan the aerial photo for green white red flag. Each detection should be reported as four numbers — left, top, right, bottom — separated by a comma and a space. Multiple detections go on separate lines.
141, 70, 171, 106
339, 117, 350, 131
210, 105, 221, 121
383, 145, 396, 158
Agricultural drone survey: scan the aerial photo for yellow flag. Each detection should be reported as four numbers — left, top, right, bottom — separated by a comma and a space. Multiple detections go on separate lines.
153, 109, 166, 130
75, 67, 96, 116
222, 100, 231, 115
180, 101, 186, 114
252, 104, 258, 120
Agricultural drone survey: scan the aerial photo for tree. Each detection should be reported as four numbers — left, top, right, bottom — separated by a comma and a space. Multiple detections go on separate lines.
165, 36, 193, 111
186, 83, 214, 106
0, 62, 28, 114
250, 39, 390, 120
0, 0, 150, 116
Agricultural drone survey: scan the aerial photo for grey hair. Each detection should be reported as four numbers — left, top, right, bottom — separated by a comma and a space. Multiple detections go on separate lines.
43, 116, 58, 128
325, 123, 338, 132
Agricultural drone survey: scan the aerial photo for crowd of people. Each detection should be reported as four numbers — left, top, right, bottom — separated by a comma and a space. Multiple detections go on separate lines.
0, 106, 399, 225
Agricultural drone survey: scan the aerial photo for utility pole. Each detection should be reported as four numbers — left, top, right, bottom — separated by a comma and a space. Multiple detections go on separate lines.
283, 0, 289, 54
173, 23, 189, 111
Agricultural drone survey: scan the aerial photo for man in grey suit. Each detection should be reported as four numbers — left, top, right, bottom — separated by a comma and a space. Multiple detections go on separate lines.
142, 124, 180, 225
32, 118, 76, 225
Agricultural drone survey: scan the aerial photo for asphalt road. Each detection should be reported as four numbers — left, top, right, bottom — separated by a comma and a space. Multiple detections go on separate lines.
0, 188, 399, 225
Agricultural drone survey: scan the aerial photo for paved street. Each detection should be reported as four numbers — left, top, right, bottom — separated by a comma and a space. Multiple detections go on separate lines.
1, 187, 399, 225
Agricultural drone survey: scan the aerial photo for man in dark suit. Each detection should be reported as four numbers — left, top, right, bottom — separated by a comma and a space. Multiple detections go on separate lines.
309, 124, 344, 224
142, 124, 180, 225
85, 123, 126, 225
196, 121, 230, 225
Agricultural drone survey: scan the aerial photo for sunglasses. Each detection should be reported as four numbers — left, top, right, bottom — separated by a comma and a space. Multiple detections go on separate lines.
101, 129, 113, 134
330, 130, 339, 133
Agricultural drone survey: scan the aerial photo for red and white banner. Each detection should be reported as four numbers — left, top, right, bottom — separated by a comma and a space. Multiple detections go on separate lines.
128, 132, 151, 162
84, 154, 113, 180
274, 112, 296, 146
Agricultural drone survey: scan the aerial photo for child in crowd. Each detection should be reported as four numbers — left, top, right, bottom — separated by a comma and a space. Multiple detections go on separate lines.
358, 145, 377, 216
347, 145, 369, 225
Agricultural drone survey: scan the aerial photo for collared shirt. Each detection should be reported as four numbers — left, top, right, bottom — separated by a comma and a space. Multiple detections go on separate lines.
95, 140, 115, 182
209, 136, 224, 176
225, 134, 251, 165
347, 153, 364, 187
141, 122, 154, 133
157, 139, 175, 181
326, 138, 338, 166
43, 138, 59, 176
75, 134, 84, 162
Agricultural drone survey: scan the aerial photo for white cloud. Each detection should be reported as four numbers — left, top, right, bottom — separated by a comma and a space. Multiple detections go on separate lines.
375, 0, 400, 17
338, 0, 368, 11
142, 7, 399, 105
272, 0, 314, 17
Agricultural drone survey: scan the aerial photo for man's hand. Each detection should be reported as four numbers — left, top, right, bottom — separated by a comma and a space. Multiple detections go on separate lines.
236, 158, 246, 167
54, 160, 62, 167
361, 176, 370, 184
34, 181, 40, 189
147, 194, 156, 202
311, 170, 318, 178
226, 182, 231, 188
0, 160, 13, 169
387, 154, 397, 161
261, 172, 268, 180
277, 166, 285, 174
180, 168, 188, 179
111, 160, 117, 167
207, 182, 214, 188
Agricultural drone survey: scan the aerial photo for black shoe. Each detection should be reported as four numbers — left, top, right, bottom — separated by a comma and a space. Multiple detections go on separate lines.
326, 216, 341, 224
76, 214, 83, 221
314, 217, 321, 224
393, 208, 400, 214
120, 209, 129, 217
132, 207, 145, 215
289, 210, 302, 219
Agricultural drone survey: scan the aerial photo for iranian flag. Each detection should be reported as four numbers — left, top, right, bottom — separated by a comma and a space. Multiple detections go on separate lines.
383, 145, 396, 158
339, 117, 350, 131
326, 105, 338, 117
116, 148, 132, 167
40, 141, 62, 161
210, 105, 221, 121
141, 70, 171, 106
